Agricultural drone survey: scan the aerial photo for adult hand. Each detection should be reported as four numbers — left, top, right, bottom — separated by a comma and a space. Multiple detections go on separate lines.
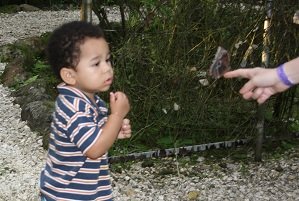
224, 67, 290, 104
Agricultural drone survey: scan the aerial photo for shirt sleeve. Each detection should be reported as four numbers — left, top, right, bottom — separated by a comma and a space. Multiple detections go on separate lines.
64, 97, 106, 155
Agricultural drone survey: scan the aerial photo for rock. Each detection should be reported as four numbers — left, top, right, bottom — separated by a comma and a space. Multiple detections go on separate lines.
275, 165, 284, 172
219, 162, 227, 169
19, 4, 41, 12
0, 62, 6, 74
196, 156, 205, 163
0, 45, 21, 62
12, 80, 52, 106
1, 58, 27, 87
187, 191, 200, 200
141, 159, 155, 168
124, 187, 136, 197
21, 100, 53, 134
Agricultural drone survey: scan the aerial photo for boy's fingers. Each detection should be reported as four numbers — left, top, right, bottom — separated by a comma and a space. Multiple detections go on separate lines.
124, 132, 131, 138
114, 92, 127, 100
110, 92, 115, 103
123, 118, 131, 127
123, 129, 131, 135
125, 125, 131, 130
122, 125, 131, 132
123, 118, 130, 125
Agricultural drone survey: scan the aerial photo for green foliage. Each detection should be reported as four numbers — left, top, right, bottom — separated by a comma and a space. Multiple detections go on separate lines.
289, 119, 299, 133
109, 0, 266, 153
22, 75, 38, 86
281, 140, 295, 150
103, 0, 299, 155
262, 138, 299, 160
0, 4, 20, 13
33, 60, 48, 73
2, 32, 59, 96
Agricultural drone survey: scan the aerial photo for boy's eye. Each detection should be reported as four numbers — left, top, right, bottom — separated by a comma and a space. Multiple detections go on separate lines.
93, 62, 100, 66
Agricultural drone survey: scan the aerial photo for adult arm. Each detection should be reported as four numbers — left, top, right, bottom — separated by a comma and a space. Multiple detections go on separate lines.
224, 57, 299, 104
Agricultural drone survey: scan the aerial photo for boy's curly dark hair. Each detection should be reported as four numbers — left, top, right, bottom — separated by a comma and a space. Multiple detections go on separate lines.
47, 21, 105, 80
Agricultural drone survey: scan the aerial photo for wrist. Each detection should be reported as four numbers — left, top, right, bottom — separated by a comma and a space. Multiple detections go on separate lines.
109, 113, 123, 119
109, 114, 123, 125
276, 64, 294, 87
110, 111, 126, 119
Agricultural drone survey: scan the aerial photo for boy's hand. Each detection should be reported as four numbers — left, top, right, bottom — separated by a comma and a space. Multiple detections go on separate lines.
110, 92, 130, 119
117, 118, 132, 139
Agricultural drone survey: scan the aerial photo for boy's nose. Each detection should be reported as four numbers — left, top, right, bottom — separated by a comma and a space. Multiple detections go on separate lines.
103, 62, 113, 72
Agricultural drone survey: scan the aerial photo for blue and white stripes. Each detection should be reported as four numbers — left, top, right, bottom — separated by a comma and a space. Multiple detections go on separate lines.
40, 83, 112, 201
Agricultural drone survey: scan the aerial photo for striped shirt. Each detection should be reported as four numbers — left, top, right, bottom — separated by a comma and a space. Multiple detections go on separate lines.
40, 83, 113, 201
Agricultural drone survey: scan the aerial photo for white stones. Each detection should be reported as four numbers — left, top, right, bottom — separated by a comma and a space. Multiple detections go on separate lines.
0, 8, 121, 46
0, 83, 45, 200
0, 62, 7, 73
111, 153, 299, 201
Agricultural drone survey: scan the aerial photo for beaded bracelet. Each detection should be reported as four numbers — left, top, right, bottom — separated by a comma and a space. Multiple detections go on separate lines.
276, 64, 294, 87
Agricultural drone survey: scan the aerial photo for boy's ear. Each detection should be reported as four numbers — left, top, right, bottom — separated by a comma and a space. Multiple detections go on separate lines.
60, 67, 76, 85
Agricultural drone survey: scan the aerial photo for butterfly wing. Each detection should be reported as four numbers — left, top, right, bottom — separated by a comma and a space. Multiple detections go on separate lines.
209, 46, 230, 79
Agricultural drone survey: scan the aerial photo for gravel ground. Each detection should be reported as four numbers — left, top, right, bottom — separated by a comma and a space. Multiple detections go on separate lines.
0, 9, 299, 201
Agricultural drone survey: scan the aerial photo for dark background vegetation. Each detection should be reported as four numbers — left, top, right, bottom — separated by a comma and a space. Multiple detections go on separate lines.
1, 0, 299, 157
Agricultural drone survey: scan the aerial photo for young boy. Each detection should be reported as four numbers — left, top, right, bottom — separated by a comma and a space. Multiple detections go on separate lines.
40, 21, 131, 201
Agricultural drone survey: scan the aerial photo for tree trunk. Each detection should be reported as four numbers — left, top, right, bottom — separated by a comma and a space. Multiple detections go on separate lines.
255, 0, 273, 162
81, 0, 93, 23
255, 105, 265, 161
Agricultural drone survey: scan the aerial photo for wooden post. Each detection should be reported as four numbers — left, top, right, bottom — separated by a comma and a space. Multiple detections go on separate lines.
81, 0, 93, 23
255, 0, 273, 162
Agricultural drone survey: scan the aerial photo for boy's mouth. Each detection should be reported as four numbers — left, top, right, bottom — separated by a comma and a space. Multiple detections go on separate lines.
104, 77, 113, 85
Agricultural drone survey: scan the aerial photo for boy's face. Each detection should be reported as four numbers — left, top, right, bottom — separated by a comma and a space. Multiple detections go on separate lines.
73, 37, 113, 95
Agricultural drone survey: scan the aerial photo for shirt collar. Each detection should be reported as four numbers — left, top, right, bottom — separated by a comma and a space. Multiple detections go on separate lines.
57, 83, 95, 105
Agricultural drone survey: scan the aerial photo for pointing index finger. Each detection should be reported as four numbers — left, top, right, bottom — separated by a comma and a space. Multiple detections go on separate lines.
223, 69, 254, 79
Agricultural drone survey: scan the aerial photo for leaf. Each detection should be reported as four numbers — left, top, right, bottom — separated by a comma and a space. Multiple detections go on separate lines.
23, 75, 38, 86
157, 136, 174, 147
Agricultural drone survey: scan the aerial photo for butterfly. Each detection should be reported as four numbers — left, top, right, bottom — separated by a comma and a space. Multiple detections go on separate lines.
209, 46, 230, 79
